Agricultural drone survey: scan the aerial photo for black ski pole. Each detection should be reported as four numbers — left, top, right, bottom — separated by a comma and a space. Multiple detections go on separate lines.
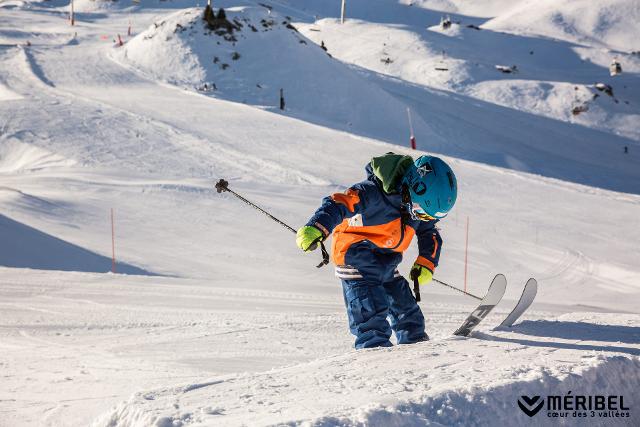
410, 269, 421, 302
433, 278, 481, 300
215, 179, 330, 268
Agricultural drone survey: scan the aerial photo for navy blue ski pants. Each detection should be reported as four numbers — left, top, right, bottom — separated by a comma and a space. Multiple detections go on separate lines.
341, 275, 426, 349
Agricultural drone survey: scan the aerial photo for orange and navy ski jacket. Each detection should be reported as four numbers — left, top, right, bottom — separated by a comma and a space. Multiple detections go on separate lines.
306, 158, 442, 283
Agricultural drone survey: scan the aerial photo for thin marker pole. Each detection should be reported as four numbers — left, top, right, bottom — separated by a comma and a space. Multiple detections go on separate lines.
111, 208, 116, 273
464, 216, 469, 292
407, 107, 416, 150
340, 0, 346, 24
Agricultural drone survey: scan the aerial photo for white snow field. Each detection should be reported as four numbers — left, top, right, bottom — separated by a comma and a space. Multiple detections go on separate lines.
1, 0, 639, 426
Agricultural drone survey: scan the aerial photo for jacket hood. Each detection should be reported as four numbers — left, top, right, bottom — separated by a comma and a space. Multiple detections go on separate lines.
366, 153, 414, 194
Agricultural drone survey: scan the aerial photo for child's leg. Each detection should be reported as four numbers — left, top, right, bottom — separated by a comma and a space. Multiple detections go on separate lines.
384, 275, 427, 344
341, 279, 393, 349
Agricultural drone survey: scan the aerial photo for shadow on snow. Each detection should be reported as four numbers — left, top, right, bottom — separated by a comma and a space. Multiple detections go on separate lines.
505, 320, 640, 345
0, 213, 155, 275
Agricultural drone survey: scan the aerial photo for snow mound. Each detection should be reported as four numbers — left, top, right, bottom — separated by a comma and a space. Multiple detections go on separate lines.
114, 7, 428, 143
70, 0, 123, 12
93, 312, 640, 426
0, 0, 28, 9
0, 82, 22, 100
464, 79, 640, 141
404, 0, 526, 18
313, 356, 640, 426
482, 0, 640, 52
0, 140, 76, 173
298, 18, 470, 92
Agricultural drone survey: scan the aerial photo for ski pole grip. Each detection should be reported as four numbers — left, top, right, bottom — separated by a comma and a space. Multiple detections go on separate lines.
412, 276, 421, 302
215, 179, 229, 193
306, 236, 330, 269
410, 268, 421, 302
316, 241, 330, 268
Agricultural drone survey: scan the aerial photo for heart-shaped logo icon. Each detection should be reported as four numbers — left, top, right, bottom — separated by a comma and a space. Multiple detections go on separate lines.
518, 395, 544, 417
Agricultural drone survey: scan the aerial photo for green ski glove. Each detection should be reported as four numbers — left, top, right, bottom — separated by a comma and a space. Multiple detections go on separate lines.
410, 264, 433, 286
296, 226, 323, 252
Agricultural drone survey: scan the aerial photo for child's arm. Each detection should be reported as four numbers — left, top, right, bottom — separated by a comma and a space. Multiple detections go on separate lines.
306, 185, 369, 239
414, 221, 443, 274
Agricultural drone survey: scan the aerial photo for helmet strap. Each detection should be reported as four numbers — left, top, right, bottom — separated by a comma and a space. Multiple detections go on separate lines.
400, 184, 416, 221
401, 184, 411, 204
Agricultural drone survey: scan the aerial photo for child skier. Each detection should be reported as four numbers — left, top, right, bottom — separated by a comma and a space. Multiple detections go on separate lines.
296, 153, 457, 349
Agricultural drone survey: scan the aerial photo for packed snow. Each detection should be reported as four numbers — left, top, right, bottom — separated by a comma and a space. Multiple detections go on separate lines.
1, 0, 639, 426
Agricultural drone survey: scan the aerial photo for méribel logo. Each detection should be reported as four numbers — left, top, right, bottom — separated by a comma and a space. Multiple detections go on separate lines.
518, 395, 544, 417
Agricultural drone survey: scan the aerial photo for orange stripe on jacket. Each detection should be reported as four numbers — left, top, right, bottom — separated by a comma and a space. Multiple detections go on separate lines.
431, 234, 439, 258
415, 256, 435, 272
331, 218, 416, 265
331, 188, 360, 213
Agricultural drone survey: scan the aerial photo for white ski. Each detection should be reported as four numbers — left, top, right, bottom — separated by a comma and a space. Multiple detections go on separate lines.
498, 278, 537, 328
453, 274, 507, 337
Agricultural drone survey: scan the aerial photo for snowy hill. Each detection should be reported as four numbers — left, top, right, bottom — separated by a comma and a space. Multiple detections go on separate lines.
483, 0, 640, 52
405, 0, 526, 18
115, 6, 429, 143
295, 16, 640, 192
1, 0, 640, 426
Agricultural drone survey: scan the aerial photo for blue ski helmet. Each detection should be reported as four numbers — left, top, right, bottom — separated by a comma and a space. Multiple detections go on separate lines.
402, 155, 457, 220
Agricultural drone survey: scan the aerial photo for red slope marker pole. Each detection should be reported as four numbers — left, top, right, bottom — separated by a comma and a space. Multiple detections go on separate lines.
407, 107, 416, 150
111, 208, 116, 273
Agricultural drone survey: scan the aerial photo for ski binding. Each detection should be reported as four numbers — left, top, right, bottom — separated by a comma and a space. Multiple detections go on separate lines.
453, 273, 507, 337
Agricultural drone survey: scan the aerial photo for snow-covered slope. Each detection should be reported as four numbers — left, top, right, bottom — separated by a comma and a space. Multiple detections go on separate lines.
0, 140, 75, 172
403, 0, 526, 18
114, 6, 429, 143
95, 315, 640, 426
483, 0, 640, 52
464, 79, 640, 141
296, 17, 640, 192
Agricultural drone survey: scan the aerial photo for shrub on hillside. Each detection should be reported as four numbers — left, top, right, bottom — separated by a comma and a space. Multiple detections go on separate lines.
203, 6, 237, 32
